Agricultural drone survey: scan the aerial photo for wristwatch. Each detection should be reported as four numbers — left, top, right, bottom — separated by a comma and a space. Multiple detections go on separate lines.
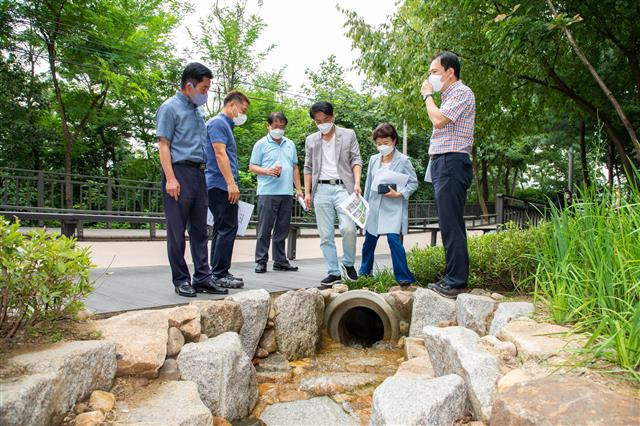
422, 93, 434, 101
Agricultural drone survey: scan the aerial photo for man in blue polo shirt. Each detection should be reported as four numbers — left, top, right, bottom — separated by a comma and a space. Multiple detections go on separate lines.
205, 91, 251, 288
155, 62, 228, 297
249, 112, 303, 273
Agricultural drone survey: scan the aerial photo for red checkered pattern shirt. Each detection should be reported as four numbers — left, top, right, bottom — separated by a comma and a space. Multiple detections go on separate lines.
429, 80, 476, 155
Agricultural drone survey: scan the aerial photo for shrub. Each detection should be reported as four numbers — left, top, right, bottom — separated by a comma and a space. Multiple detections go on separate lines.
407, 222, 550, 291
347, 267, 397, 293
0, 219, 94, 344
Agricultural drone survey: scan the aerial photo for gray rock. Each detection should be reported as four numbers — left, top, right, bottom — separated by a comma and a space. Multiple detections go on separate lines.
491, 376, 640, 425
456, 293, 496, 336
489, 302, 534, 336
177, 332, 257, 420
274, 288, 324, 360
385, 290, 414, 321
394, 356, 435, 378
479, 335, 517, 361
370, 374, 467, 426
190, 300, 243, 338
409, 289, 456, 337
299, 372, 382, 396
496, 319, 584, 361
259, 396, 357, 425
227, 289, 271, 357
0, 372, 57, 426
166, 326, 185, 357
164, 305, 199, 328
404, 337, 428, 360
116, 380, 212, 426
158, 358, 180, 380
1, 340, 116, 426
423, 326, 500, 421
93, 309, 168, 377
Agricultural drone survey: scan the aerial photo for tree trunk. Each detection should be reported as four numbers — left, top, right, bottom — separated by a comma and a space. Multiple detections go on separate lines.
481, 158, 489, 202
547, 0, 640, 164
608, 139, 614, 188
579, 120, 590, 187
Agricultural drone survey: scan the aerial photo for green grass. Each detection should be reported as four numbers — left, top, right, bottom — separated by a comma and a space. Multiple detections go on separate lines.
532, 181, 640, 375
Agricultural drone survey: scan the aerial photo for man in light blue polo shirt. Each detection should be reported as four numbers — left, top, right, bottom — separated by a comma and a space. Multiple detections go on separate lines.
249, 112, 303, 273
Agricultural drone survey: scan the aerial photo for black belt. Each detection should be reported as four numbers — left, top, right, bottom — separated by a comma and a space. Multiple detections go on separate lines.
318, 179, 344, 185
174, 160, 205, 170
430, 152, 470, 160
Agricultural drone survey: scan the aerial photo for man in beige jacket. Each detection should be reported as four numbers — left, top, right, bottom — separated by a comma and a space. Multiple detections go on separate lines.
303, 101, 363, 288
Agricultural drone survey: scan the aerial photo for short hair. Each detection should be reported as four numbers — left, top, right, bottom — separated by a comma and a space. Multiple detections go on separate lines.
309, 101, 334, 119
223, 91, 250, 106
433, 51, 461, 79
372, 123, 398, 145
267, 112, 288, 125
180, 62, 213, 89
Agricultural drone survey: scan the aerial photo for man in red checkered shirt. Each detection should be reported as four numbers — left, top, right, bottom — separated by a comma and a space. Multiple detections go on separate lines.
420, 52, 475, 298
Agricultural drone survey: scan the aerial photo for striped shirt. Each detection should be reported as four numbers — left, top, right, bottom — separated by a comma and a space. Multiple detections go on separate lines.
429, 80, 475, 155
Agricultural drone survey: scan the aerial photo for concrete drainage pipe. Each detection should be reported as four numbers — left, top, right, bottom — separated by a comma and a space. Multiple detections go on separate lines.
324, 290, 399, 347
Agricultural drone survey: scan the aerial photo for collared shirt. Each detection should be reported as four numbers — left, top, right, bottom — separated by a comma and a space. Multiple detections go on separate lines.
155, 91, 207, 163
319, 134, 340, 180
205, 113, 238, 191
429, 80, 476, 155
249, 134, 298, 195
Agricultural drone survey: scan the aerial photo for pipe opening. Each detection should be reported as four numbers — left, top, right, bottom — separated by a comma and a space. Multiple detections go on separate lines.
338, 306, 385, 348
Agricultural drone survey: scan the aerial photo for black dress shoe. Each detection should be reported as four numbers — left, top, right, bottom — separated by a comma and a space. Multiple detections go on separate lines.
273, 263, 298, 271
427, 280, 465, 299
255, 263, 267, 273
215, 275, 244, 289
193, 280, 229, 295
225, 273, 244, 283
174, 282, 197, 297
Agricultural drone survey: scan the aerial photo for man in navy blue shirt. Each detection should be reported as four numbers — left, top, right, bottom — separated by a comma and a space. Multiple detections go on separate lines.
205, 91, 251, 288
155, 63, 228, 297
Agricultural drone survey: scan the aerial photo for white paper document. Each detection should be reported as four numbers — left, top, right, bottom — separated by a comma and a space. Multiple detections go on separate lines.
424, 159, 433, 183
207, 200, 255, 236
371, 168, 410, 191
338, 193, 369, 229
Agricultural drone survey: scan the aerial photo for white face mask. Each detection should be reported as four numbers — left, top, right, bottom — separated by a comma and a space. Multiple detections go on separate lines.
233, 113, 247, 126
428, 74, 444, 92
377, 144, 394, 157
269, 128, 285, 140
317, 122, 334, 135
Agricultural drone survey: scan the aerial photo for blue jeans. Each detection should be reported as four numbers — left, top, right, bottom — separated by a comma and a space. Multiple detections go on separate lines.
313, 184, 357, 276
359, 232, 415, 283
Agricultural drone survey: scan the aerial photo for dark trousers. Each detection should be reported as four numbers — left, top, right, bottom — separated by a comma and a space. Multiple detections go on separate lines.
431, 153, 474, 287
359, 232, 415, 283
255, 195, 292, 265
162, 164, 211, 286
208, 187, 238, 277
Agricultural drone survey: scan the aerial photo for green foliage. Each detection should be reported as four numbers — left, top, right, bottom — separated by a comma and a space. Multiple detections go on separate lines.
0, 219, 94, 344
347, 268, 397, 294
407, 223, 550, 290
533, 175, 640, 373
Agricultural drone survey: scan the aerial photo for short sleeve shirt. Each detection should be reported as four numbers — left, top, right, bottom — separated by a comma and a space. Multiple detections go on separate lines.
155, 91, 207, 163
205, 113, 238, 190
429, 81, 476, 155
250, 135, 298, 195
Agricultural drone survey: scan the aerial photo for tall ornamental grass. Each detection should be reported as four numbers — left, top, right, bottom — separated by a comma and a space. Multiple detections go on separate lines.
533, 179, 640, 374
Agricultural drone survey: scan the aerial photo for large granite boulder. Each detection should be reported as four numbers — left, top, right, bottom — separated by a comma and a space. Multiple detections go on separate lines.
274, 289, 324, 360
370, 374, 467, 426
422, 326, 500, 421
177, 332, 258, 420
455, 293, 496, 335
0, 340, 116, 426
489, 302, 534, 336
190, 300, 243, 338
93, 309, 168, 377
491, 376, 640, 425
227, 290, 271, 357
409, 289, 456, 337
115, 380, 212, 425
497, 318, 584, 361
